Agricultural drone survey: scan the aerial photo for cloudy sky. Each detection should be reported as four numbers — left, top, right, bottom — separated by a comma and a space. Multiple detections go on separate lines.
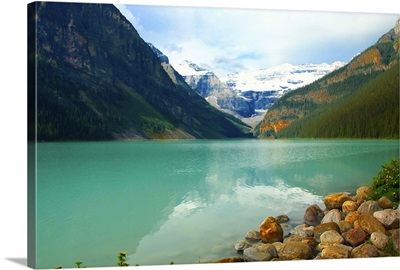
116, 3, 398, 78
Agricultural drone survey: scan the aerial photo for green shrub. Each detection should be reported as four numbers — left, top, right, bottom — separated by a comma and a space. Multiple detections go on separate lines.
117, 251, 129, 267
368, 158, 399, 208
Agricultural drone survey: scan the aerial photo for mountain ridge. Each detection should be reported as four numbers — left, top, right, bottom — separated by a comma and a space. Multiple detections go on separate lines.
171, 59, 345, 121
31, 2, 251, 141
256, 18, 399, 139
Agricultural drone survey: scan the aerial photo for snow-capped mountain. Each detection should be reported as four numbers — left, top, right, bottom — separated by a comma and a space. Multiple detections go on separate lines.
221, 62, 346, 93
173, 60, 254, 117
173, 60, 209, 76
171, 60, 346, 122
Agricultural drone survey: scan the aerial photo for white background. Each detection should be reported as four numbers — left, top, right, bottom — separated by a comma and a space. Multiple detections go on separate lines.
0, 0, 399, 269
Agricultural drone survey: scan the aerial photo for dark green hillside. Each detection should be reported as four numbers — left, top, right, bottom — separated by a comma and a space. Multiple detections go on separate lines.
279, 64, 399, 138
31, 2, 251, 141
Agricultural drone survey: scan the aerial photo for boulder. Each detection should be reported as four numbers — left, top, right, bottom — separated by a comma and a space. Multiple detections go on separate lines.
320, 230, 344, 245
323, 193, 352, 210
373, 209, 400, 229
243, 243, 277, 262
313, 222, 340, 242
290, 224, 314, 238
283, 234, 305, 243
302, 237, 318, 249
245, 230, 261, 241
217, 257, 244, 263
353, 186, 371, 202
321, 244, 352, 259
345, 211, 360, 224
391, 229, 400, 252
342, 200, 359, 215
275, 215, 290, 223
378, 196, 394, 209
259, 217, 283, 243
321, 209, 344, 225
304, 204, 324, 226
342, 228, 367, 247
272, 242, 284, 254
234, 240, 252, 252
356, 213, 386, 235
370, 232, 388, 250
278, 242, 313, 260
351, 243, 379, 258
338, 220, 353, 234
357, 200, 383, 215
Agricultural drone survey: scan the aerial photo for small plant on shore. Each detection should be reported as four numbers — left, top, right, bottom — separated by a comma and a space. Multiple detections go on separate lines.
367, 158, 399, 208
118, 251, 129, 267
75, 261, 86, 268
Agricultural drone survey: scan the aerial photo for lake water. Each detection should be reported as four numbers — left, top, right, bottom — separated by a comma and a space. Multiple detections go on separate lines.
36, 139, 398, 269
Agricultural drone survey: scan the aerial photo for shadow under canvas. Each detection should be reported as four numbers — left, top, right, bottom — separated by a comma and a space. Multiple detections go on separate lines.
5, 258, 28, 267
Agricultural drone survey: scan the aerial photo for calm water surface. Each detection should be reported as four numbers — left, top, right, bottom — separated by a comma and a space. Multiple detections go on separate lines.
36, 139, 399, 268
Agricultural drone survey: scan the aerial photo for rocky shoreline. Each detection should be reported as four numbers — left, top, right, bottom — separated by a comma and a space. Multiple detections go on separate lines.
217, 186, 400, 263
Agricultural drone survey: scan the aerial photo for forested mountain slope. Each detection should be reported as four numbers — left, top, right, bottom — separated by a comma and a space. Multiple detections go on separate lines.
30, 2, 251, 140
256, 19, 399, 139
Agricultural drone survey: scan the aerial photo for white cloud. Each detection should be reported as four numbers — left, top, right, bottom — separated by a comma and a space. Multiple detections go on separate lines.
117, 4, 398, 77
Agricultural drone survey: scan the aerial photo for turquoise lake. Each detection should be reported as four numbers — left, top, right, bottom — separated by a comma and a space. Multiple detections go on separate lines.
36, 139, 399, 268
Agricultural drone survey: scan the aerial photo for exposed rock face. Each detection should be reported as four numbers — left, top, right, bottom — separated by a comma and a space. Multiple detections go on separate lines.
33, 2, 250, 140
323, 193, 352, 210
259, 217, 283, 243
257, 19, 399, 139
172, 61, 255, 118
304, 204, 324, 226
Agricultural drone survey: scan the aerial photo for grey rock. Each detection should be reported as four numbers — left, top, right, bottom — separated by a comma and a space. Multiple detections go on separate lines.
370, 232, 388, 250
357, 200, 383, 215
321, 209, 345, 225
304, 204, 324, 226
245, 230, 261, 241
243, 243, 278, 262
234, 240, 252, 252
275, 214, 290, 223
373, 209, 400, 229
